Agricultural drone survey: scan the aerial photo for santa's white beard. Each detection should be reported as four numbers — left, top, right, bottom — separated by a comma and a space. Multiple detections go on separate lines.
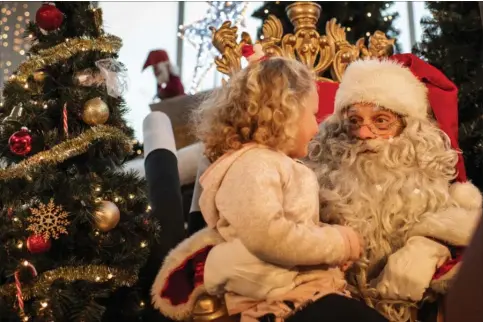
310, 117, 458, 276
308, 116, 459, 319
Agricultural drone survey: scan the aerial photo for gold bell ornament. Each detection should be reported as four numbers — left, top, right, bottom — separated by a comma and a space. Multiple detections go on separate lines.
192, 294, 237, 322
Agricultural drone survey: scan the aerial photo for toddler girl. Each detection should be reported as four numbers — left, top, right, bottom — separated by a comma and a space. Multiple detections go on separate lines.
193, 54, 363, 320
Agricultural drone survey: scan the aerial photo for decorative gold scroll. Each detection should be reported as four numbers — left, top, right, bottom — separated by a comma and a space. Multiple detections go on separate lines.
211, 2, 395, 82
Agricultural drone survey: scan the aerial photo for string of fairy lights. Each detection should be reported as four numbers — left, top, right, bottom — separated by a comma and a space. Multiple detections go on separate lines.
0, 2, 37, 87
261, 2, 394, 37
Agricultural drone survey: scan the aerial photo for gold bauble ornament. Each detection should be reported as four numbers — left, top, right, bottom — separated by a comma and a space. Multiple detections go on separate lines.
94, 201, 120, 232
33, 71, 46, 82
82, 97, 109, 125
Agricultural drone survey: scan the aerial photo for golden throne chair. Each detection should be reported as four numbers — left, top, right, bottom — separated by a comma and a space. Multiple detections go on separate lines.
188, 2, 406, 322
156, 2, 443, 322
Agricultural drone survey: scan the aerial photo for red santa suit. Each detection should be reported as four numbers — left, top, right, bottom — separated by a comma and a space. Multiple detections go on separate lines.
142, 50, 185, 100
313, 53, 482, 321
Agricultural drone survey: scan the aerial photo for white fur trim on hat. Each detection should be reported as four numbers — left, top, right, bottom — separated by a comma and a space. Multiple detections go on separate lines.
335, 58, 429, 119
449, 181, 483, 210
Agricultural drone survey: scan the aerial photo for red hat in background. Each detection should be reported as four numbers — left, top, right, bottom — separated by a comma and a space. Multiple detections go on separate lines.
143, 49, 184, 100
143, 50, 170, 71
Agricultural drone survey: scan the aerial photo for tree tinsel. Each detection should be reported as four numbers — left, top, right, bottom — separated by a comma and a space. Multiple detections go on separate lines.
413, 2, 483, 190
0, 2, 161, 321
252, 1, 401, 51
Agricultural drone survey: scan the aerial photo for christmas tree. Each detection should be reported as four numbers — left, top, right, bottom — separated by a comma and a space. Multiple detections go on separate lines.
0, 2, 160, 321
252, 1, 400, 48
413, 2, 483, 190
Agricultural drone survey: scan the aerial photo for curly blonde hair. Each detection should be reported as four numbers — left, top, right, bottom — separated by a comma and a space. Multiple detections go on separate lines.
192, 57, 316, 162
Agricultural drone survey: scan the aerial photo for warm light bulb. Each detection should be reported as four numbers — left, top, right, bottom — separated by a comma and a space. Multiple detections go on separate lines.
367, 12, 372, 17
146, 205, 152, 211
388, 15, 393, 20
140, 301, 145, 307
41, 301, 48, 308
347, 27, 351, 32
107, 273, 113, 279
140, 241, 147, 248
95, 276, 101, 281
384, 17, 388, 21
129, 194, 135, 199
17, 241, 23, 249
23, 83, 29, 89
366, 32, 371, 37
95, 186, 101, 192
13, 217, 19, 222
23, 260, 29, 266
95, 197, 102, 203
114, 197, 119, 202
264, 9, 269, 14
95, 231, 100, 236
23, 317, 29, 321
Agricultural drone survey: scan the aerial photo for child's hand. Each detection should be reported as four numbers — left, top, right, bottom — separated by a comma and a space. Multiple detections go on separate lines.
334, 225, 363, 262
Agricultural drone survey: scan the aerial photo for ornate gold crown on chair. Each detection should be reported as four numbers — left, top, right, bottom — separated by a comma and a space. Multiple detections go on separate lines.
189, 4, 396, 321
211, 1, 395, 83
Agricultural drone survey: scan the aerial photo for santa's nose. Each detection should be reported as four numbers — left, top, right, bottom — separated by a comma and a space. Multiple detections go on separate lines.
358, 125, 376, 139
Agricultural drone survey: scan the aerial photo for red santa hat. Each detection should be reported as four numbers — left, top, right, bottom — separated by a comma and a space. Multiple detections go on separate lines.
143, 50, 180, 76
316, 53, 482, 209
143, 50, 169, 70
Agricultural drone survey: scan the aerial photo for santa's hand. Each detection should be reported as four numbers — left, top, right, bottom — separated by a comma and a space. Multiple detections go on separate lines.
375, 236, 450, 302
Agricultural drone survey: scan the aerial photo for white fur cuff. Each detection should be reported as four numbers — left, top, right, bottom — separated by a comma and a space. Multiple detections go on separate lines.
450, 181, 483, 210
190, 154, 211, 213
143, 111, 177, 157
409, 207, 481, 246
178, 142, 203, 186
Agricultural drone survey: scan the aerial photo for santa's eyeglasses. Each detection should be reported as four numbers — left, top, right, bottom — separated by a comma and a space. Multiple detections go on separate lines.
343, 113, 405, 136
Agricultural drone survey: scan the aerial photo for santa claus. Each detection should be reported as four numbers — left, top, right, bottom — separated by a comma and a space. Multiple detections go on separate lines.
309, 53, 482, 321
143, 49, 185, 100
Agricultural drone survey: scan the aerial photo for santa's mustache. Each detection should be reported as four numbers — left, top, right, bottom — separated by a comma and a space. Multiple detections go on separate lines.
353, 138, 390, 154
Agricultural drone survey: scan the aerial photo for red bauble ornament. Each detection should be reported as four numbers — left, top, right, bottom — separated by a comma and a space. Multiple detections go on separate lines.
36, 3, 64, 31
9, 127, 32, 156
27, 235, 51, 254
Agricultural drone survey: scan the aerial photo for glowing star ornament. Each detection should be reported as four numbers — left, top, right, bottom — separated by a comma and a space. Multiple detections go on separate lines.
27, 199, 70, 240
179, 1, 248, 94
